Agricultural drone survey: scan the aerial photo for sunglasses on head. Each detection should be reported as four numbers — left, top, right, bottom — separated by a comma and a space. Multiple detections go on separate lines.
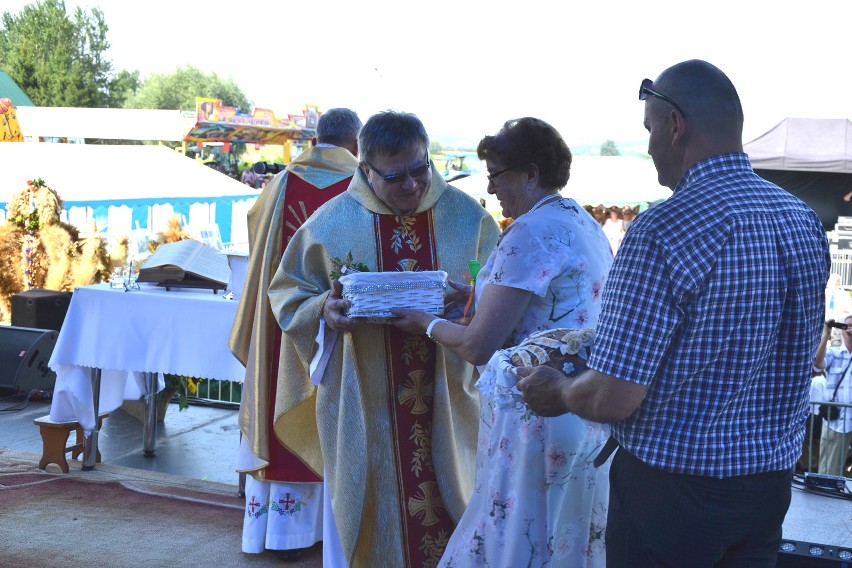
365, 155, 431, 184
639, 78, 686, 116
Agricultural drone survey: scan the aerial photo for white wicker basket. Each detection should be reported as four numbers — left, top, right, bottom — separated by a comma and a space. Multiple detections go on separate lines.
340, 270, 447, 320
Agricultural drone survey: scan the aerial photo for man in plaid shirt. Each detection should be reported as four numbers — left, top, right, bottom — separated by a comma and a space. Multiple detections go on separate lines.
519, 59, 831, 566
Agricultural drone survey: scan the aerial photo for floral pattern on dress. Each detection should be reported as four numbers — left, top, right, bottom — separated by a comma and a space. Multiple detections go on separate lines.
441, 198, 612, 568
475, 198, 612, 348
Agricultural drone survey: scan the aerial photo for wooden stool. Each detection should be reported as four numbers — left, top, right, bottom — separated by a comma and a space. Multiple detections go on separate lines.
33, 413, 108, 473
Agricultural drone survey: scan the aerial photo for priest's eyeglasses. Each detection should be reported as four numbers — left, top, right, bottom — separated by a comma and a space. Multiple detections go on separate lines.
365, 157, 431, 184
639, 78, 686, 116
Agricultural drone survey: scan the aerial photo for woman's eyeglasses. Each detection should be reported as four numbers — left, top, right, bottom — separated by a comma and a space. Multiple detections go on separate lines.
639, 78, 686, 116
487, 165, 515, 185
365, 157, 431, 184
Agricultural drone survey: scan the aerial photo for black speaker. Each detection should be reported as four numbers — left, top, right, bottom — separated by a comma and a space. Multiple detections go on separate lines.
777, 539, 852, 567
11, 289, 73, 332
0, 326, 58, 395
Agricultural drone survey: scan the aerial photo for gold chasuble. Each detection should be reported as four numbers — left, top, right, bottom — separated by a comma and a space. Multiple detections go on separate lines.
268, 168, 500, 567
229, 145, 358, 482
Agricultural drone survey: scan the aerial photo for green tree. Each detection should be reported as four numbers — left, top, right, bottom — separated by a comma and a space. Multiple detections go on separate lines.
0, 0, 137, 107
107, 69, 141, 108
429, 140, 444, 155
600, 139, 621, 156
124, 66, 251, 112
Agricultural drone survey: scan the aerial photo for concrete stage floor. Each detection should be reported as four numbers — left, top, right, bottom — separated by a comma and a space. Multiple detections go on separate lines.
2, 394, 852, 563
0, 395, 241, 486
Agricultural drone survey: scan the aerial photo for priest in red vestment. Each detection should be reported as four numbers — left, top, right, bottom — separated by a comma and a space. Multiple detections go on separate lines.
228, 108, 362, 559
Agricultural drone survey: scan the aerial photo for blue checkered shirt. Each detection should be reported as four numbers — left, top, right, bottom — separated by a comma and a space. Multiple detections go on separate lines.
589, 153, 831, 477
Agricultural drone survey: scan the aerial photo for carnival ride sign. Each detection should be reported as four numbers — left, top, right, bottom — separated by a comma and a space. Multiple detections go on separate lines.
184, 98, 319, 145
0, 98, 24, 142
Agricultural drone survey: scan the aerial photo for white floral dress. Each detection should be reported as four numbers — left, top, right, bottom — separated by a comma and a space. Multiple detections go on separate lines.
439, 197, 613, 568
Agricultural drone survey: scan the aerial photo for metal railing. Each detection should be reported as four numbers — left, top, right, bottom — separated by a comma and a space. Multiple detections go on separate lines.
831, 251, 852, 288
170, 379, 242, 409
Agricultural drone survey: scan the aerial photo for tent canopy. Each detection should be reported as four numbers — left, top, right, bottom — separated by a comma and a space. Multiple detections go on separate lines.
184, 98, 317, 144
452, 155, 671, 219
744, 118, 852, 229
745, 118, 852, 173
14, 106, 192, 141
0, 143, 257, 242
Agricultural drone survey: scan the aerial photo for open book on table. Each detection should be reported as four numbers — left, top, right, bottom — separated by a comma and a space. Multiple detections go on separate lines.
137, 239, 231, 292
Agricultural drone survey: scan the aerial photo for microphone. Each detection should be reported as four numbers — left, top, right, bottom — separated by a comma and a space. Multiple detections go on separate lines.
252, 162, 287, 175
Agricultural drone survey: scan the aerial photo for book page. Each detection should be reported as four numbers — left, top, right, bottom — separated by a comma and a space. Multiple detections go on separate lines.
139, 239, 230, 286
141, 239, 202, 270
183, 244, 231, 285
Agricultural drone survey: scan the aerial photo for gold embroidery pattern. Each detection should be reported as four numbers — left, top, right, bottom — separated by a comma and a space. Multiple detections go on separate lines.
284, 200, 309, 233
397, 258, 419, 271
399, 371, 433, 415
409, 420, 433, 477
401, 336, 429, 366
419, 529, 450, 568
408, 481, 446, 526
391, 215, 422, 254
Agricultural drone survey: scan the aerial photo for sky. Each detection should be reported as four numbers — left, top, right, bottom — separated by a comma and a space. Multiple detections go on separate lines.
4, 0, 852, 149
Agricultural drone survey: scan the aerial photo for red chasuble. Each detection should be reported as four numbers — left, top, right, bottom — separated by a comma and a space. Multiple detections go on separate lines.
265, 174, 350, 482
374, 211, 455, 566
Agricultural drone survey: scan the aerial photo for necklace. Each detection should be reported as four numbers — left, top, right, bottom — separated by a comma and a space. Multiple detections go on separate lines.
527, 193, 560, 214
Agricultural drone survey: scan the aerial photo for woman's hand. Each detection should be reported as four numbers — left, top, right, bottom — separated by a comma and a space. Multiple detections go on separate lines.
390, 308, 434, 335
323, 280, 358, 331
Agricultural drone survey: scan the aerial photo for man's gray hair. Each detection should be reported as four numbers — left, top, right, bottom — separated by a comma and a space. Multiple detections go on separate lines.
358, 111, 429, 163
316, 108, 362, 147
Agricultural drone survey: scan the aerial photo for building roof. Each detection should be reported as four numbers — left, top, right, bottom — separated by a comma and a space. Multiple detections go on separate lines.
0, 70, 35, 106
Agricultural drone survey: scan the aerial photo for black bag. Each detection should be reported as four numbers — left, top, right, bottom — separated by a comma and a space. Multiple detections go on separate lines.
818, 403, 841, 422
819, 358, 850, 422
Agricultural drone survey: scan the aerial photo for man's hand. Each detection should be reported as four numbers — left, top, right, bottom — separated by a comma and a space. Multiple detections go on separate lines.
445, 279, 472, 307
516, 366, 572, 417
815, 318, 838, 370
323, 280, 357, 331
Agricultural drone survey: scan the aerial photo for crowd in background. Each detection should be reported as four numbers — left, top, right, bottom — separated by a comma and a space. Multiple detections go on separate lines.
203, 160, 274, 190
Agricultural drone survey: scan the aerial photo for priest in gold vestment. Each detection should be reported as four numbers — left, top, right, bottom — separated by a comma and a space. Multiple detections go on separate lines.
229, 109, 362, 558
268, 111, 500, 567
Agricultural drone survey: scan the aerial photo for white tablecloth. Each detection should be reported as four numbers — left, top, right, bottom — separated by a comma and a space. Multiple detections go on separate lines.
48, 283, 244, 432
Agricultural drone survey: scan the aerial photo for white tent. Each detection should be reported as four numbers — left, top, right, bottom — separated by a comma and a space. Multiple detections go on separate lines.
452, 155, 670, 219
745, 118, 852, 173
14, 106, 193, 142
744, 118, 852, 228
0, 143, 258, 246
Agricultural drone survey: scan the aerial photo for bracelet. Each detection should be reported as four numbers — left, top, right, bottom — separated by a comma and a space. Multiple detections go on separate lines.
425, 318, 446, 341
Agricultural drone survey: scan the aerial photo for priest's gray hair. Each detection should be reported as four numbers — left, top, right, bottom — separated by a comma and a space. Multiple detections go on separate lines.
316, 108, 362, 148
